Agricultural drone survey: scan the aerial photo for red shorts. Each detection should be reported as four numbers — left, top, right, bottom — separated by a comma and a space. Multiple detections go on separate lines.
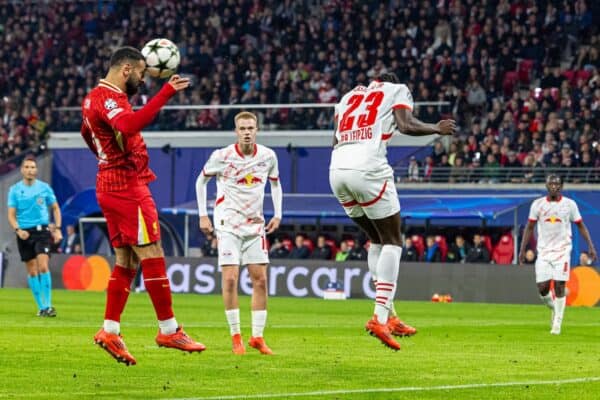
97, 185, 160, 248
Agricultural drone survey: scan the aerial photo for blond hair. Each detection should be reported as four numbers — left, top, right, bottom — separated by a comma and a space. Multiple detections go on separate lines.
234, 111, 258, 126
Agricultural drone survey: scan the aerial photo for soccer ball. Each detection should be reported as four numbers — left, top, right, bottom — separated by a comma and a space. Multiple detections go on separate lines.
141, 38, 180, 79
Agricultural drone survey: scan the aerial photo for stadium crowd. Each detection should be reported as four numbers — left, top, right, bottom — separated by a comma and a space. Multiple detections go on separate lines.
0, 0, 599, 180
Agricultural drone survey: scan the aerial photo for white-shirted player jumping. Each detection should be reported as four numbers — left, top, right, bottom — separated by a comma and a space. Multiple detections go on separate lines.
519, 174, 596, 335
329, 72, 456, 350
196, 111, 282, 355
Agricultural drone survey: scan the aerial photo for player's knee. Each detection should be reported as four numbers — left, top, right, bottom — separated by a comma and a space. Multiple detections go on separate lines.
222, 275, 238, 292
252, 275, 267, 291
537, 282, 551, 295
554, 282, 566, 297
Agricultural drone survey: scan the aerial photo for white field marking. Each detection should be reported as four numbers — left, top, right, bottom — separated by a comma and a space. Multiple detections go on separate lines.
160, 376, 600, 400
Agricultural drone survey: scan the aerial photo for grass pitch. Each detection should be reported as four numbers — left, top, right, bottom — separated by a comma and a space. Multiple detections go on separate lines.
1, 288, 599, 400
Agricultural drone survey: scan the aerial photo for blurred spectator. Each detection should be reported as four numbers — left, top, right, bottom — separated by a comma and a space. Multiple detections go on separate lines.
407, 156, 420, 182
311, 235, 332, 260
60, 224, 80, 255
421, 235, 442, 263
289, 234, 310, 259
401, 237, 418, 262
269, 237, 290, 259
335, 241, 349, 262
347, 240, 367, 261
466, 234, 491, 263
447, 235, 471, 263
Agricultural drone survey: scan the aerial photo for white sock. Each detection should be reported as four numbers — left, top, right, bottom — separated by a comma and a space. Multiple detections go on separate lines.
540, 292, 554, 309
159, 317, 178, 335
554, 296, 566, 326
252, 310, 267, 337
374, 245, 402, 324
368, 243, 382, 281
103, 319, 120, 334
226, 309, 241, 335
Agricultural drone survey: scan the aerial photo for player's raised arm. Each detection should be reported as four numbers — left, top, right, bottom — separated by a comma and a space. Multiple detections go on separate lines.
111, 78, 188, 135
519, 220, 536, 265
393, 108, 456, 137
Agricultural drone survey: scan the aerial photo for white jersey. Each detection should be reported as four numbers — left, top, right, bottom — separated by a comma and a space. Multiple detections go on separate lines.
528, 196, 582, 262
329, 81, 414, 173
203, 143, 279, 237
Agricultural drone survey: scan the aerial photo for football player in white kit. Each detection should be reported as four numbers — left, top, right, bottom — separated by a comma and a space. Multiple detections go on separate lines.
329, 72, 456, 350
196, 111, 282, 355
519, 174, 596, 335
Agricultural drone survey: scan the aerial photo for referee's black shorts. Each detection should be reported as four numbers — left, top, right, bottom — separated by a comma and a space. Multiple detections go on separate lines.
17, 226, 52, 262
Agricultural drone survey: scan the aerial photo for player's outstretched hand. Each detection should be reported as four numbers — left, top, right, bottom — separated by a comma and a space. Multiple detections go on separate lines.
437, 119, 456, 136
167, 75, 191, 92
199, 216, 214, 236
266, 217, 281, 234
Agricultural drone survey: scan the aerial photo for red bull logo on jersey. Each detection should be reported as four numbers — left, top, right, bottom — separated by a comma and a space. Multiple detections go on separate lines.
236, 173, 263, 186
544, 215, 562, 223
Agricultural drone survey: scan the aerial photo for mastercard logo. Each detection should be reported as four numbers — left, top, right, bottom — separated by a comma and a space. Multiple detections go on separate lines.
62, 255, 112, 291
566, 266, 600, 306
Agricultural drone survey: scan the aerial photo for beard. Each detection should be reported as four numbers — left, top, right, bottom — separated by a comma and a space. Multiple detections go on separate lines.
125, 76, 141, 96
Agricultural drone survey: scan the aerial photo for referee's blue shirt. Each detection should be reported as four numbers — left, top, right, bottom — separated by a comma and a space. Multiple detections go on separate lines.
7, 180, 57, 229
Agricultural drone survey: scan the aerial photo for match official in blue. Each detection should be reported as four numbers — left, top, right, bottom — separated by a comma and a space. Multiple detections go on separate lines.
7, 155, 63, 317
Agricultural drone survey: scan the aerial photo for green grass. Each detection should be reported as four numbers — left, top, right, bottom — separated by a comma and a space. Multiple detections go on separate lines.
1, 289, 599, 400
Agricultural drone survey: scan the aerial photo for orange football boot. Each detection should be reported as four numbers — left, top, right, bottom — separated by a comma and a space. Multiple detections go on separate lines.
387, 316, 417, 337
365, 315, 401, 351
231, 333, 246, 355
94, 329, 137, 366
249, 336, 273, 355
155, 326, 206, 353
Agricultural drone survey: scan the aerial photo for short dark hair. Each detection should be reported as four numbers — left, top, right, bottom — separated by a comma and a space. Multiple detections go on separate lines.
110, 46, 144, 68
377, 72, 400, 84
21, 154, 36, 166
546, 174, 563, 185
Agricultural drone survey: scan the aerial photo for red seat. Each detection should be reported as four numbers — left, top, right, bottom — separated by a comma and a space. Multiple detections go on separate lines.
281, 238, 293, 252
434, 235, 448, 261
576, 69, 591, 84
518, 59, 534, 85
324, 239, 338, 260
563, 70, 576, 85
492, 234, 514, 264
502, 71, 519, 96
303, 238, 314, 253
410, 235, 425, 258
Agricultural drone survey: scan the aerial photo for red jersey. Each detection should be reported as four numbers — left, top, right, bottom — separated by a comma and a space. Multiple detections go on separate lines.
81, 80, 156, 192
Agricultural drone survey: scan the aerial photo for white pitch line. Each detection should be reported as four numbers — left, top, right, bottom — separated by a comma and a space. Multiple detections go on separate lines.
161, 376, 600, 400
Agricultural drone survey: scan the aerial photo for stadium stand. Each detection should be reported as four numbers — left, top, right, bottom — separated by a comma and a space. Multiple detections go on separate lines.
1, 1, 598, 182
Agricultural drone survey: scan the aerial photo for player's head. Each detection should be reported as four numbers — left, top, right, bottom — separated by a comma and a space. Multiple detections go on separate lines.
20, 155, 37, 181
376, 72, 400, 84
109, 46, 146, 96
545, 174, 563, 197
234, 111, 258, 145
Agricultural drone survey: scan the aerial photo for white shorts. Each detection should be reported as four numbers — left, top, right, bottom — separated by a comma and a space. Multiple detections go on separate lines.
216, 231, 269, 266
329, 169, 400, 219
535, 255, 570, 283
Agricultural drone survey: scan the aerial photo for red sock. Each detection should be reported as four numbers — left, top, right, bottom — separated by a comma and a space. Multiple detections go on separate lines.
104, 265, 137, 322
141, 257, 174, 321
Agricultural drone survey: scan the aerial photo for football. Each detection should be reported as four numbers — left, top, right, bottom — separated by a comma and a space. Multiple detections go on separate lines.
141, 38, 180, 79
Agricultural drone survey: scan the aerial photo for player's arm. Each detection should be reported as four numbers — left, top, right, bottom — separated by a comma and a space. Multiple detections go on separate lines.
110, 75, 190, 135
575, 221, 597, 261
80, 121, 98, 156
266, 178, 282, 234
393, 108, 456, 136
195, 169, 214, 235
518, 220, 536, 265
50, 202, 63, 243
